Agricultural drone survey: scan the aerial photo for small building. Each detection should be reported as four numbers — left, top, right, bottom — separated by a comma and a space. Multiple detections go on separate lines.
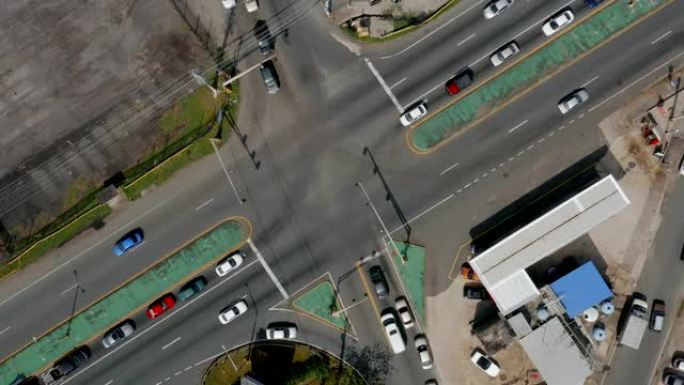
549, 261, 612, 319
519, 317, 593, 385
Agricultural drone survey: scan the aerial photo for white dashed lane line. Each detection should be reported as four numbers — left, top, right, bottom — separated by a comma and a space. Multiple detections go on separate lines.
440, 162, 460, 176
581, 76, 599, 88
508, 120, 528, 134
453, 121, 570, 196
161, 337, 181, 350
194, 198, 214, 211
457, 33, 476, 46
651, 30, 672, 45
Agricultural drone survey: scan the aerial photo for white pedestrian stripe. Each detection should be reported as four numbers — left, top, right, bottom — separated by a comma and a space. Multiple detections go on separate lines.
248, 239, 289, 299
364, 58, 404, 112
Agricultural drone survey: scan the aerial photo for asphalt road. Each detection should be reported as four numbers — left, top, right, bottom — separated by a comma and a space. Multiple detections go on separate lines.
0, 0, 683, 384
602, 178, 684, 385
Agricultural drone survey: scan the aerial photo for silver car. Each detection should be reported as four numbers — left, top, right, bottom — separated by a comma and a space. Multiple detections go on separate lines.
102, 321, 135, 348
558, 88, 589, 114
483, 0, 514, 19
490, 41, 520, 67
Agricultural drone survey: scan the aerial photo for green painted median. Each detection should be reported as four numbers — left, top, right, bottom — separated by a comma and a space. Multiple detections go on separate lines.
388, 241, 425, 322
410, 0, 672, 152
0, 218, 249, 384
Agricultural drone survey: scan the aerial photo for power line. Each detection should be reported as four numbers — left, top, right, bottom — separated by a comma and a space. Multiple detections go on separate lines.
0, 0, 322, 218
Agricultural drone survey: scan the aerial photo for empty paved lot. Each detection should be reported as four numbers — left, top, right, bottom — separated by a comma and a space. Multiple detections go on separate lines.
0, 0, 208, 231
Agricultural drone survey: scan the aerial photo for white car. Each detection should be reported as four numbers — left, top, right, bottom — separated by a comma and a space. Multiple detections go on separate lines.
102, 321, 135, 348
542, 9, 574, 36
221, 0, 236, 9
414, 336, 433, 370
244, 0, 259, 12
673, 356, 684, 371
395, 297, 415, 329
483, 0, 514, 19
490, 41, 520, 67
216, 251, 245, 277
400, 103, 427, 127
218, 300, 248, 324
558, 88, 589, 114
471, 350, 501, 377
266, 324, 298, 339
381, 312, 406, 354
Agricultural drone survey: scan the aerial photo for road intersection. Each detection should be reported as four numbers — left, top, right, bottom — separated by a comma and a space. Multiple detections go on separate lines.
1, 0, 683, 384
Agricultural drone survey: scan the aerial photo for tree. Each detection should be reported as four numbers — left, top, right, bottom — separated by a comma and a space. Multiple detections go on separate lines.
343, 344, 392, 385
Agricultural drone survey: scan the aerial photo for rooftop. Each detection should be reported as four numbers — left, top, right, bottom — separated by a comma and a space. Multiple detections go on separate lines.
550, 261, 612, 318
469, 175, 629, 315
518, 317, 592, 385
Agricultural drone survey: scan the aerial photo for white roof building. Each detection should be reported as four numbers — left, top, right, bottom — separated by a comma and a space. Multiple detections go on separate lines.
469, 175, 629, 315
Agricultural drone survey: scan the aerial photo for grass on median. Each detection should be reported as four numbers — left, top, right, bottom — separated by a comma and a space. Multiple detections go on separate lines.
0, 204, 112, 280
388, 240, 426, 322
292, 281, 349, 330
410, 0, 673, 151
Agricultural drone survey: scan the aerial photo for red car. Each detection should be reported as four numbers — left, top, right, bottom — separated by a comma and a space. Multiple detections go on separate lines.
146, 294, 176, 320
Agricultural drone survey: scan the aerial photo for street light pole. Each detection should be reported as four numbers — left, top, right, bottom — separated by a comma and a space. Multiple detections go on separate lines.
355, 181, 404, 261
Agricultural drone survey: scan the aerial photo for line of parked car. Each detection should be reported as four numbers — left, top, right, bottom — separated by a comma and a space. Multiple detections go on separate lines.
23, 245, 303, 385
399, 0, 604, 127
367, 265, 438, 384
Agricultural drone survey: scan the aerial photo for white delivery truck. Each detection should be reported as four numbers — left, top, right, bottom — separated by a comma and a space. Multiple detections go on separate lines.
618, 292, 649, 350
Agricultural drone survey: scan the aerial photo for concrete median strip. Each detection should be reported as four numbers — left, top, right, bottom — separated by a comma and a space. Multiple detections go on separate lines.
0, 217, 251, 384
407, 0, 675, 154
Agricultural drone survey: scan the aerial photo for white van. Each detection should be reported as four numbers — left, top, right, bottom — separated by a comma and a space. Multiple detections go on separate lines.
381, 312, 406, 354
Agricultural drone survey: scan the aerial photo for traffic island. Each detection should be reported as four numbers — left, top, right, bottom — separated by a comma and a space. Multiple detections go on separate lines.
202, 341, 365, 385
388, 240, 426, 322
291, 278, 350, 331
408, 0, 676, 153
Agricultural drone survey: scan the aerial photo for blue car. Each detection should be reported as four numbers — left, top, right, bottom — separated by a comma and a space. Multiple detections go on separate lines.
113, 228, 144, 256
585, 0, 604, 8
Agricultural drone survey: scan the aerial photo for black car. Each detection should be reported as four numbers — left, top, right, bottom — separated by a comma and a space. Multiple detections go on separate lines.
254, 20, 274, 56
369, 265, 389, 298
463, 285, 490, 300
48, 346, 91, 380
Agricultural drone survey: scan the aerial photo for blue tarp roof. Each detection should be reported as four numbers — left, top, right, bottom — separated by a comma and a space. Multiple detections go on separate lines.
550, 261, 612, 318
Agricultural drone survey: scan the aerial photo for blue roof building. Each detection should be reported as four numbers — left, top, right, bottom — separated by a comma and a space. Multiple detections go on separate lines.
550, 261, 612, 318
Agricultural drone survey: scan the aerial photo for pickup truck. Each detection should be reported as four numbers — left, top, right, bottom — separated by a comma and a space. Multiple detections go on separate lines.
41, 347, 91, 384
445, 69, 474, 95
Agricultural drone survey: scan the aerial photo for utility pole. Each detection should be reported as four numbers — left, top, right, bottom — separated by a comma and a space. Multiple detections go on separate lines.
64, 270, 84, 340
190, 68, 219, 98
